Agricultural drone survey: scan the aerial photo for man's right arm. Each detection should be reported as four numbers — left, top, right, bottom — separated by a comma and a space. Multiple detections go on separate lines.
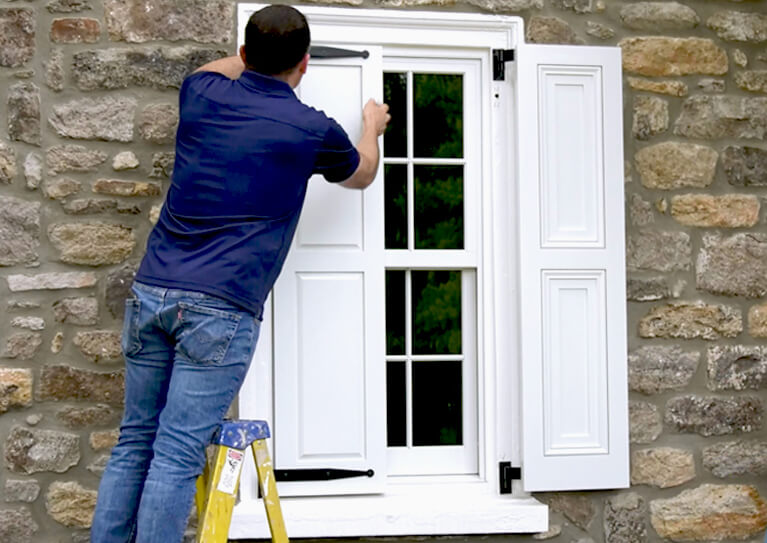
339, 99, 391, 190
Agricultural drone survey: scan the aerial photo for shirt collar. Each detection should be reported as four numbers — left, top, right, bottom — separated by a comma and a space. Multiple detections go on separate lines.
238, 70, 295, 96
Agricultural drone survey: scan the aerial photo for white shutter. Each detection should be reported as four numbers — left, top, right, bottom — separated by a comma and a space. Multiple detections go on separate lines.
272, 46, 386, 496
516, 44, 629, 491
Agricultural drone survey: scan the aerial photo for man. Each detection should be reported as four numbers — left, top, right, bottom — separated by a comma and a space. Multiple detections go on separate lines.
90, 5, 390, 542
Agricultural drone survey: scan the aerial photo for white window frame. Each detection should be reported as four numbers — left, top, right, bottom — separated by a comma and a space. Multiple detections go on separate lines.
233, 5, 548, 538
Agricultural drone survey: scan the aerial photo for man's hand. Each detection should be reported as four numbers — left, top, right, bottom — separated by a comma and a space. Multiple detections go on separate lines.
339, 100, 391, 189
363, 99, 391, 137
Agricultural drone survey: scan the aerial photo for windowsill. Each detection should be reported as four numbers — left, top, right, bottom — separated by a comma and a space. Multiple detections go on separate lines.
229, 493, 548, 539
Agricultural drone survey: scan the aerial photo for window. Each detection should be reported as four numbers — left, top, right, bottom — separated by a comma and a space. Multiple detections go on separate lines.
233, 5, 628, 539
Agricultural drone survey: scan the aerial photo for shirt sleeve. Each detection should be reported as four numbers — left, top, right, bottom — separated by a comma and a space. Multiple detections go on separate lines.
313, 118, 360, 183
180, 71, 233, 103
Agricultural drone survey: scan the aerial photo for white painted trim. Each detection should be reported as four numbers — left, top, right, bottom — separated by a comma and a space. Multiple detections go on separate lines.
230, 494, 547, 539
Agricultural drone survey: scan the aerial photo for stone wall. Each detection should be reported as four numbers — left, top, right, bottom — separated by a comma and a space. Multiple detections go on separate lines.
0, 0, 766, 542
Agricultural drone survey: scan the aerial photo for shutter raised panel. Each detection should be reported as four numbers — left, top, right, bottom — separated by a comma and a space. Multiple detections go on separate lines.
272, 47, 386, 496
516, 44, 629, 491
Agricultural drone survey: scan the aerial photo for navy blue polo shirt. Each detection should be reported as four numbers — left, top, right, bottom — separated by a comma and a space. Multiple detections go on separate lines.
135, 70, 360, 318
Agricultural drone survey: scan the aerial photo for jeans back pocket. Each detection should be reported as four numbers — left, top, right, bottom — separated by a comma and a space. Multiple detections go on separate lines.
176, 302, 241, 365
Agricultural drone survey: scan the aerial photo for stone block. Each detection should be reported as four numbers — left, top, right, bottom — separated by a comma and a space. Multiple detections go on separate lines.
0, 143, 16, 188
620, 37, 727, 77
46, 145, 107, 175
703, 440, 767, 478
47, 0, 92, 13
540, 494, 595, 530
632, 95, 668, 140
11, 317, 44, 331
53, 297, 98, 325
635, 142, 717, 189
87, 454, 109, 476
49, 222, 135, 266
105, 263, 137, 318
0, 508, 38, 543
37, 365, 124, 404
749, 302, 767, 338
56, 404, 116, 428
629, 345, 699, 395
72, 46, 227, 91
0, 368, 32, 413
24, 152, 42, 190
4, 426, 80, 474
0, 195, 40, 266
0, 8, 35, 68
89, 428, 119, 450
3, 332, 42, 360
73, 330, 122, 363
525, 16, 579, 45
7, 271, 97, 291
43, 178, 82, 200
627, 77, 688, 97
674, 95, 767, 140
735, 70, 767, 94
149, 204, 161, 224
50, 17, 100, 43
63, 199, 119, 215
670, 194, 759, 228
639, 302, 742, 340
585, 22, 614, 40
46, 481, 97, 528
723, 146, 767, 186
630, 400, 662, 443
104, 0, 233, 43
628, 194, 653, 227
619, 2, 699, 31
93, 179, 161, 197
149, 151, 174, 178
45, 48, 65, 91
139, 103, 178, 144
4, 479, 41, 503
49, 96, 136, 142
707, 11, 767, 43
697, 78, 726, 93
51, 332, 64, 354
708, 345, 767, 391
650, 484, 767, 540
631, 448, 694, 488
8, 82, 40, 146
627, 230, 691, 272
112, 151, 139, 170
697, 233, 767, 298
666, 395, 762, 436
627, 276, 672, 302
604, 493, 647, 543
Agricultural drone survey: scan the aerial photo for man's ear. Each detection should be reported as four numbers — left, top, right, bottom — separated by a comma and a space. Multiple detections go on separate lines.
298, 53, 309, 74
239, 45, 248, 66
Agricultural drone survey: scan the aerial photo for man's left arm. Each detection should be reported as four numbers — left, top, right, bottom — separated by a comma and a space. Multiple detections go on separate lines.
194, 55, 245, 79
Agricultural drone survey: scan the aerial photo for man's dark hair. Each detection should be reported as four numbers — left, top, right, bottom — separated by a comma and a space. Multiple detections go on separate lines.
244, 5, 310, 75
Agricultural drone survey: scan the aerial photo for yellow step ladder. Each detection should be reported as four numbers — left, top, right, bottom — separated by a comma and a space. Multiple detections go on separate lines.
195, 420, 288, 543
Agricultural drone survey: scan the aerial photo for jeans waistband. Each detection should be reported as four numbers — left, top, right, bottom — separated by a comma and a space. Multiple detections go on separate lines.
133, 281, 218, 300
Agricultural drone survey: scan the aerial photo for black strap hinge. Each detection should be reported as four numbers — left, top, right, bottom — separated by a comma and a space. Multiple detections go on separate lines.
499, 461, 521, 494
493, 49, 515, 81
309, 46, 369, 60
275, 468, 374, 482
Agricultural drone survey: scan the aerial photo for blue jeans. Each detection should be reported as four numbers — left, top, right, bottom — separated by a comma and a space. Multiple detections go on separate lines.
91, 282, 260, 543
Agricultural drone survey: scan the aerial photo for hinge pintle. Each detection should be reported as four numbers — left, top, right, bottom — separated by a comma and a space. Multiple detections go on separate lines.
499, 461, 521, 494
492, 49, 515, 81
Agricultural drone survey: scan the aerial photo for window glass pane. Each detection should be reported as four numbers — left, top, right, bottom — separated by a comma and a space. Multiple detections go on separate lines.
384, 164, 407, 249
412, 270, 461, 355
413, 361, 463, 446
386, 270, 405, 355
413, 74, 463, 158
387, 362, 407, 447
414, 166, 463, 250
383, 72, 407, 158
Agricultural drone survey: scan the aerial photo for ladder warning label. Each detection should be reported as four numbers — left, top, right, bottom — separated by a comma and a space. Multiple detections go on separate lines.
217, 449, 244, 495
